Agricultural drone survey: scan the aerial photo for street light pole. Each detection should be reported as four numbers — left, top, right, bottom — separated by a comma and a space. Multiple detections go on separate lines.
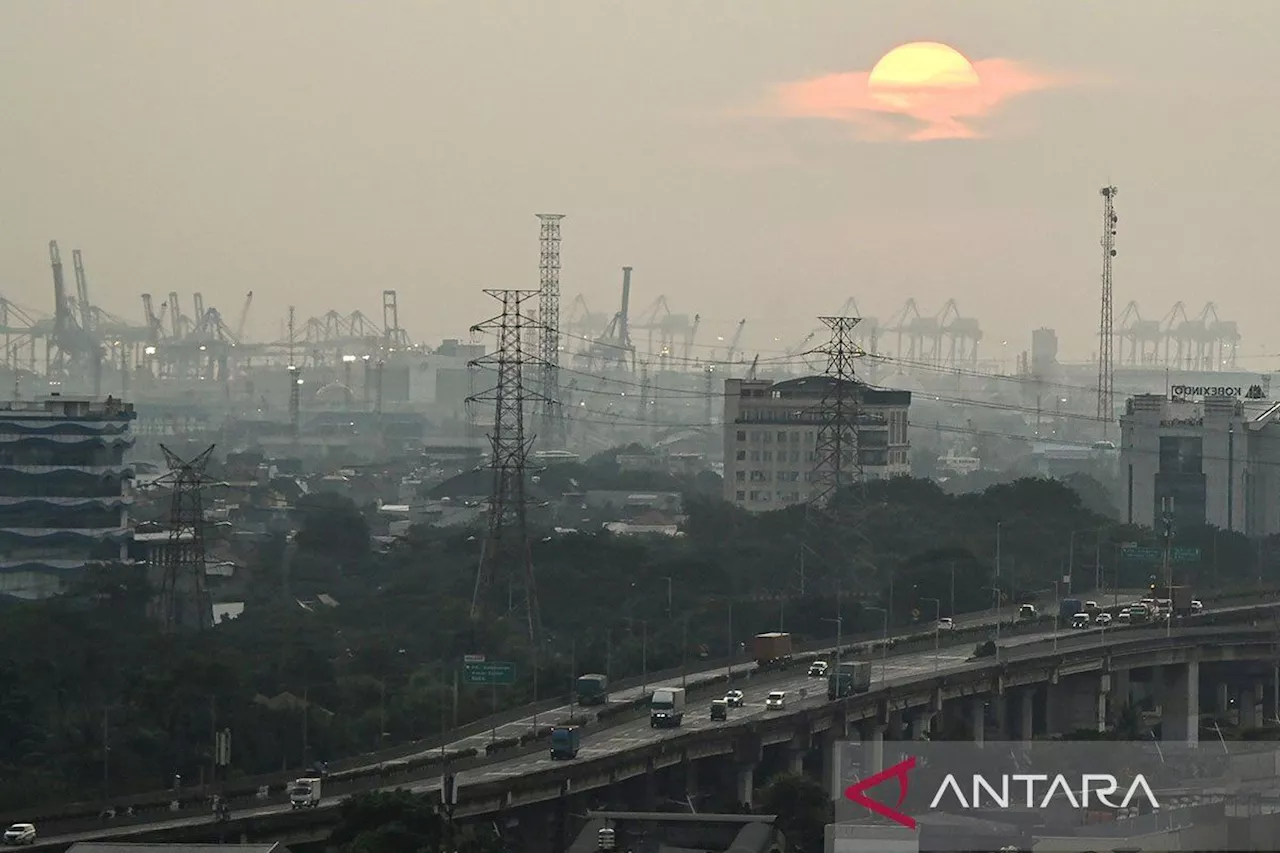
922, 598, 941, 671
866, 606, 888, 683
663, 577, 672, 619
995, 522, 1003, 654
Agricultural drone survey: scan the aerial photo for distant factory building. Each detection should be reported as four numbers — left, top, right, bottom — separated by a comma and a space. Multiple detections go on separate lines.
0, 395, 135, 599
721, 377, 911, 512
1120, 392, 1280, 535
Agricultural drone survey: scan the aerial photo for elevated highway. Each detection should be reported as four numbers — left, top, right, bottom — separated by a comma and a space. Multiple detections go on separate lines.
24, 599, 1280, 850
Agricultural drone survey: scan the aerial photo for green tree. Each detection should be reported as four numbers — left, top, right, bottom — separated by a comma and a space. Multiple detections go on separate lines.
757, 772, 831, 853
295, 491, 371, 564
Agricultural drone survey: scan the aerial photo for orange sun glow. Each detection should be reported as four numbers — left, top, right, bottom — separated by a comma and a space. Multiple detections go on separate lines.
759, 41, 1064, 141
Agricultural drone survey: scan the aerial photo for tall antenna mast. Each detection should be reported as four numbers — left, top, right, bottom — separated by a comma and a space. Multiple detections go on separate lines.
1097, 186, 1118, 433
536, 214, 565, 449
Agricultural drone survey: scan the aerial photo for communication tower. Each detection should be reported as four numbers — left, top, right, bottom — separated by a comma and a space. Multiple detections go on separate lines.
1098, 186, 1118, 432
536, 214, 565, 449
467, 289, 546, 643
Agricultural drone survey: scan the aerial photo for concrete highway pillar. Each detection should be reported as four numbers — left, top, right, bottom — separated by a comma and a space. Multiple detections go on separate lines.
1160, 661, 1200, 745
969, 698, 985, 745
683, 758, 699, 797
1215, 682, 1231, 714
1110, 668, 1131, 714
736, 764, 755, 808
788, 748, 805, 774
1264, 669, 1279, 725
822, 728, 843, 801
860, 722, 885, 775
995, 694, 1011, 738
910, 713, 932, 741
1239, 686, 1259, 729
886, 709, 904, 740
1018, 689, 1035, 741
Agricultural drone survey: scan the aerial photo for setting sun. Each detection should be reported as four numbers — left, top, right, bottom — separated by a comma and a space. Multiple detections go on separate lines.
756, 40, 1063, 142
868, 42, 980, 90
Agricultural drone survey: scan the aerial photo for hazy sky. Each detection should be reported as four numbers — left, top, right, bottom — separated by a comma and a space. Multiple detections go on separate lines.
3, 1, 1276, 366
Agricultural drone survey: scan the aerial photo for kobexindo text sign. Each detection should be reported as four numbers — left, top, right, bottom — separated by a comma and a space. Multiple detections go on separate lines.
833, 741, 1280, 852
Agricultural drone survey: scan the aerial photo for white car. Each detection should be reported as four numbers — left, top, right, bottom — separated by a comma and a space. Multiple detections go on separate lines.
937, 617, 955, 631
765, 690, 787, 710
724, 689, 744, 708
1095, 612, 1112, 626
808, 661, 829, 677
3, 824, 35, 846
1190, 599, 1204, 614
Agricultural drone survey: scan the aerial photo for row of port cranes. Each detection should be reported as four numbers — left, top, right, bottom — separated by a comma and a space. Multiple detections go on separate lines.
563, 267, 985, 378
0, 240, 418, 394
1115, 301, 1241, 370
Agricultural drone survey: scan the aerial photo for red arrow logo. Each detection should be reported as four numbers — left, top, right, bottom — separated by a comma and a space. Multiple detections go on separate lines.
843, 756, 917, 829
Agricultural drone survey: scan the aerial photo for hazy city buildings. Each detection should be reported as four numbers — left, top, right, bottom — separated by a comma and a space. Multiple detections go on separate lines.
721, 376, 911, 512
1120, 393, 1280, 535
0, 395, 135, 599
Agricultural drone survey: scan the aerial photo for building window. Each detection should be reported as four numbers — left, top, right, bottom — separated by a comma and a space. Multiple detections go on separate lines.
736, 450, 746, 461
750, 470, 768, 482
749, 490, 760, 501
763, 432, 772, 443
736, 490, 746, 501
735, 471, 745, 482
736, 430, 747, 442
751, 431, 761, 443
790, 450, 800, 463
777, 431, 787, 442
790, 432, 800, 444
750, 451, 761, 462
762, 450, 772, 462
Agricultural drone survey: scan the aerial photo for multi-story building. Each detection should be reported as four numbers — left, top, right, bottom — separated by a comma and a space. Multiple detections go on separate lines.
0, 395, 135, 598
722, 376, 911, 512
1119, 393, 1280, 535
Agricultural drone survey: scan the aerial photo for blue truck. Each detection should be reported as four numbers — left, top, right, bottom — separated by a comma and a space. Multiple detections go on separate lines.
550, 725, 581, 760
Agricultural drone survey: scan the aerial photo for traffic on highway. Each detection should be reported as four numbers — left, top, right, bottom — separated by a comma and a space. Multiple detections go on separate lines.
27, 595, 1279, 848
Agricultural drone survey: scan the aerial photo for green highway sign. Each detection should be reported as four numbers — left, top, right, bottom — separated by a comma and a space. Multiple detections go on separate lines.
1121, 546, 1201, 563
463, 660, 516, 686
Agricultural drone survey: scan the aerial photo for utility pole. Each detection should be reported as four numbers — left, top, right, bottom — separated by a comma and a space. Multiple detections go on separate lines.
1161, 496, 1174, 638
468, 289, 545, 644
287, 306, 300, 438
536, 214, 565, 449
1097, 185, 1118, 434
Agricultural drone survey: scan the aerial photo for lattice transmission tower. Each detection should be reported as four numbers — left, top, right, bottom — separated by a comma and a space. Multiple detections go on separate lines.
536, 214, 565, 450
1097, 186, 1118, 433
796, 316, 871, 597
467, 289, 545, 643
153, 444, 215, 632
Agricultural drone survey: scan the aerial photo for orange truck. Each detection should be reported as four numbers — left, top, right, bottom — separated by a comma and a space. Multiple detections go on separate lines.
752, 632, 794, 670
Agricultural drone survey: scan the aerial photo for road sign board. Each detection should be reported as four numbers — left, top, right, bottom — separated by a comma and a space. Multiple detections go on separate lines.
463, 654, 486, 663
1121, 546, 1201, 563
463, 660, 516, 686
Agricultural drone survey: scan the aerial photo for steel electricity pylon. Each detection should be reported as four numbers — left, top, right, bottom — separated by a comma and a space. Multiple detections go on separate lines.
797, 316, 872, 597
536, 214, 565, 449
467, 288, 545, 643
154, 444, 215, 632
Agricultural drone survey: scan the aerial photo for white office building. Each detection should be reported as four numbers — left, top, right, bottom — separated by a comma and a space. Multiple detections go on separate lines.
1119, 392, 1280, 535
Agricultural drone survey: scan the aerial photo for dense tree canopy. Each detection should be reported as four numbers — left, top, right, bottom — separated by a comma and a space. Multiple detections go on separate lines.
0, 474, 1270, 810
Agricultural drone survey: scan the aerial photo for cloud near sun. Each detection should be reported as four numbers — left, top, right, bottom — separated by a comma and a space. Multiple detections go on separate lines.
760, 42, 1064, 141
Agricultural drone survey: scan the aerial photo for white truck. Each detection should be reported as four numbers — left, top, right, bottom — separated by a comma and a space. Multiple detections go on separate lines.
289, 777, 322, 809
649, 687, 686, 728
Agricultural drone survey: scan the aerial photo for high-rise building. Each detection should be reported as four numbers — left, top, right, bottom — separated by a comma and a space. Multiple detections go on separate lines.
0, 395, 135, 598
1120, 393, 1280, 535
722, 377, 911, 512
